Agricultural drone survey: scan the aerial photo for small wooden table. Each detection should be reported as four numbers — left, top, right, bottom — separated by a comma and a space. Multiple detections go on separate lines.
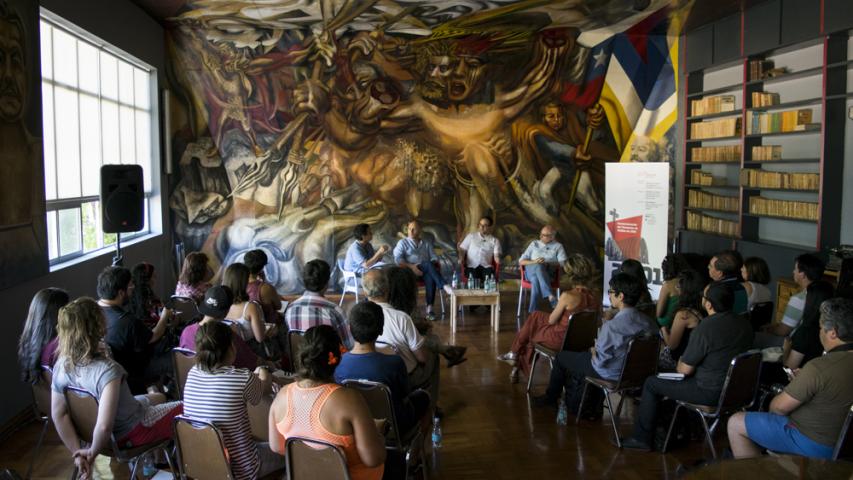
449, 289, 500, 333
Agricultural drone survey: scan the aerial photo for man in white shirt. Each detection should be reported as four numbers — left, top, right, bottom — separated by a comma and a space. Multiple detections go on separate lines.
519, 225, 567, 312
458, 215, 502, 283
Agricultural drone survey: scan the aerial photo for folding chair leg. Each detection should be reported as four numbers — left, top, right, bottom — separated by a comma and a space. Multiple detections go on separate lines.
526, 352, 540, 392
604, 393, 621, 448
439, 290, 445, 317
161, 445, 176, 476
701, 415, 718, 459
614, 394, 625, 419
129, 456, 141, 480
26, 418, 49, 480
575, 382, 590, 425
661, 404, 682, 454
516, 288, 524, 319
339, 291, 345, 307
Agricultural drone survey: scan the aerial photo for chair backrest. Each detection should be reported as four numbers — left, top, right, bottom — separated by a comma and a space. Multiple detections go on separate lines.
519, 264, 560, 288
247, 394, 274, 442
614, 335, 660, 391
286, 436, 351, 480
169, 295, 201, 327
749, 301, 774, 331
173, 415, 233, 480
288, 330, 306, 372
714, 350, 763, 415
562, 310, 599, 352
341, 379, 403, 450
64, 386, 101, 446
32, 366, 53, 419
172, 347, 197, 399
833, 405, 853, 461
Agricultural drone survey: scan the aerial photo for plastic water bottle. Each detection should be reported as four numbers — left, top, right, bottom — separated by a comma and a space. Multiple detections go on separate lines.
142, 452, 157, 478
451, 271, 458, 289
467, 276, 473, 290
556, 396, 568, 425
431, 416, 443, 447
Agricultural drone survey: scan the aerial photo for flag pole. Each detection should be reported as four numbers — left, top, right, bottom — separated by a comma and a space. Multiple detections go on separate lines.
569, 103, 601, 212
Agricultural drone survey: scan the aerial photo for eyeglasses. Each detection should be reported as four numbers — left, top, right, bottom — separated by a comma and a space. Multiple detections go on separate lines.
540, 233, 555, 238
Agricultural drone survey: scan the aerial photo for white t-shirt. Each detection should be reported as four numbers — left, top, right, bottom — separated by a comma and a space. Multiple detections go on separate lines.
375, 302, 425, 373
459, 232, 502, 269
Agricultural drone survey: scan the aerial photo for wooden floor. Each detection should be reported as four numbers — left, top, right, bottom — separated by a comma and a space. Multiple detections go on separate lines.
0, 291, 719, 479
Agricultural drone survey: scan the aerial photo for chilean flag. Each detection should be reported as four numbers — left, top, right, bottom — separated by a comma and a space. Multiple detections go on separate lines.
560, 40, 612, 109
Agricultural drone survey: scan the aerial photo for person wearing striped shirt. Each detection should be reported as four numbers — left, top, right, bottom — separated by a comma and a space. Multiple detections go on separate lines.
183, 321, 284, 480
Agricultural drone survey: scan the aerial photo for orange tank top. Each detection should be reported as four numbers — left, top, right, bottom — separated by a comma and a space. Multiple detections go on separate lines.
276, 383, 383, 480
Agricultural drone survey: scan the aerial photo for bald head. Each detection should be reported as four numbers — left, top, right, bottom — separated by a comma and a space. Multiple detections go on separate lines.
540, 225, 556, 244
362, 269, 389, 300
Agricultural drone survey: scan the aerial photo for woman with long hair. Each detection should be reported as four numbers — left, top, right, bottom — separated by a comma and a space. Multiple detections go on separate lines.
659, 269, 708, 368
222, 263, 287, 361
243, 249, 282, 323
18, 288, 70, 383
656, 254, 688, 327
498, 254, 601, 383
269, 325, 385, 480
128, 262, 168, 328
741, 256, 773, 309
50, 298, 182, 478
175, 252, 213, 304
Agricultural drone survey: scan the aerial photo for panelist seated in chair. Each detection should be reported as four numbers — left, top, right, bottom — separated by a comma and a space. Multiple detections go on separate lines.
393, 220, 453, 321
269, 325, 386, 480
728, 298, 853, 460
51, 298, 183, 478
345, 223, 390, 276
532, 273, 656, 411
335, 301, 431, 434
458, 215, 502, 284
498, 254, 600, 383
519, 225, 568, 312
620, 281, 754, 451
183, 321, 284, 479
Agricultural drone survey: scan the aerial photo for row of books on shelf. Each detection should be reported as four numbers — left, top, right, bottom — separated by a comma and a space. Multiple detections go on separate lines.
745, 109, 819, 134
691, 145, 741, 162
691, 95, 736, 116
739, 169, 820, 190
751, 91, 780, 107
690, 170, 724, 185
752, 145, 782, 160
690, 118, 741, 140
688, 190, 739, 212
686, 211, 739, 237
749, 59, 775, 81
748, 197, 819, 221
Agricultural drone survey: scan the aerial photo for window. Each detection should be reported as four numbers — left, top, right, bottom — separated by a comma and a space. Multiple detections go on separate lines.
39, 14, 158, 266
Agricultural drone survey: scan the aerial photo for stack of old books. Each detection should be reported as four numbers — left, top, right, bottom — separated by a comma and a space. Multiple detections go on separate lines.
749, 197, 819, 220
739, 170, 820, 190
691, 117, 741, 139
751, 91, 781, 107
687, 211, 739, 237
751, 145, 782, 160
690, 170, 725, 186
691, 95, 737, 116
691, 145, 741, 162
746, 109, 819, 134
748, 59, 775, 81
688, 190, 739, 212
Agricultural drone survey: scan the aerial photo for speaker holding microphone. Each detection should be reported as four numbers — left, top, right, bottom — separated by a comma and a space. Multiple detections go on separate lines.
100, 165, 144, 233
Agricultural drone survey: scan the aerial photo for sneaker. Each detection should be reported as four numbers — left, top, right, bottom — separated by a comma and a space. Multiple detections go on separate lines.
426, 312, 437, 321
496, 351, 517, 366
443, 284, 454, 295
509, 367, 519, 384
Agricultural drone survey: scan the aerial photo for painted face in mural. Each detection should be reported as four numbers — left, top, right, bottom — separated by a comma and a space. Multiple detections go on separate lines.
0, 16, 26, 123
344, 62, 400, 132
543, 104, 565, 132
448, 54, 486, 103
629, 136, 657, 162
421, 55, 451, 100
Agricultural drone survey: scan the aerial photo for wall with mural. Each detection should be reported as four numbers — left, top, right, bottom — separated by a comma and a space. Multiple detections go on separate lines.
162, 0, 686, 293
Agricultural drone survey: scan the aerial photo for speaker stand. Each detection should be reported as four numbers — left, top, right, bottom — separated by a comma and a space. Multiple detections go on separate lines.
112, 233, 124, 267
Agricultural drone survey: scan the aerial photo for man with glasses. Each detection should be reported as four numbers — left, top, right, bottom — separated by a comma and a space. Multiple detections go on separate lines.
519, 225, 568, 311
458, 215, 502, 284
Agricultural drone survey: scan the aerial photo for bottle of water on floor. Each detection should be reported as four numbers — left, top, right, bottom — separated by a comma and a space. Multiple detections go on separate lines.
431, 416, 443, 448
142, 452, 157, 478
556, 396, 568, 425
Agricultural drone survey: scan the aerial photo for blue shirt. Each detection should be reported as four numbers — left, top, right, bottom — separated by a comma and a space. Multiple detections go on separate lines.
591, 307, 657, 380
334, 351, 410, 422
344, 241, 375, 274
393, 237, 437, 266
520, 240, 568, 263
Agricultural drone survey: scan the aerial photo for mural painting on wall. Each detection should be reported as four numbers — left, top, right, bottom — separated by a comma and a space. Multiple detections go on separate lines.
164, 0, 685, 293
0, 0, 47, 289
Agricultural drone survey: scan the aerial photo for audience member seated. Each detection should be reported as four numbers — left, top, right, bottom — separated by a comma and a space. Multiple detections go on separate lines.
335, 301, 431, 434
128, 263, 170, 329
224, 262, 288, 360
97, 266, 172, 394
269, 325, 386, 480
519, 224, 568, 312
784, 255, 835, 369
741, 256, 772, 310
835, 257, 853, 300
393, 220, 453, 321
179, 286, 261, 371
183, 321, 284, 479
18, 288, 70, 382
707, 250, 748, 315
174, 252, 213, 305
285, 259, 352, 349
659, 269, 707, 370
532, 273, 657, 412
656, 254, 689, 327
497, 254, 600, 383
243, 249, 283, 324
51, 298, 183, 477
602, 259, 653, 321
345, 223, 390, 276
620, 281, 754, 451
458, 216, 502, 284
728, 298, 853, 460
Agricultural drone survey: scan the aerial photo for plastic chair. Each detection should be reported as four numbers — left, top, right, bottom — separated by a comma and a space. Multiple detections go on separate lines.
288, 330, 306, 372
25, 366, 53, 480
64, 386, 175, 479
749, 301, 774, 331
459, 258, 500, 284
168, 295, 202, 327
516, 264, 561, 319
337, 259, 361, 307
527, 310, 599, 392
833, 404, 853, 461
173, 415, 233, 479
661, 349, 763, 458
576, 335, 660, 447
286, 436, 352, 480
172, 347, 197, 399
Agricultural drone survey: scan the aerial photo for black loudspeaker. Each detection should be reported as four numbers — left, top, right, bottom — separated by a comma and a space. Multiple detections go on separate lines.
100, 165, 144, 233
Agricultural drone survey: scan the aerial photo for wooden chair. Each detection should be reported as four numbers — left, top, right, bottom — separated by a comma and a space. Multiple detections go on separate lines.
286, 436, 351, 480
168, 295, 201, 327
173, 415, 233, 479
172, 347, 197, 399
832, 404, 853, 461
342, 379, 427, 479
662, 350, 763, 459
526, 310, 599, 393
749, 301, 774, 331
26, 366, 53, 480
576, 335, 660, 447
516, 264, 561, 319
288, 329, 306, 372
64, 386, 174, 479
